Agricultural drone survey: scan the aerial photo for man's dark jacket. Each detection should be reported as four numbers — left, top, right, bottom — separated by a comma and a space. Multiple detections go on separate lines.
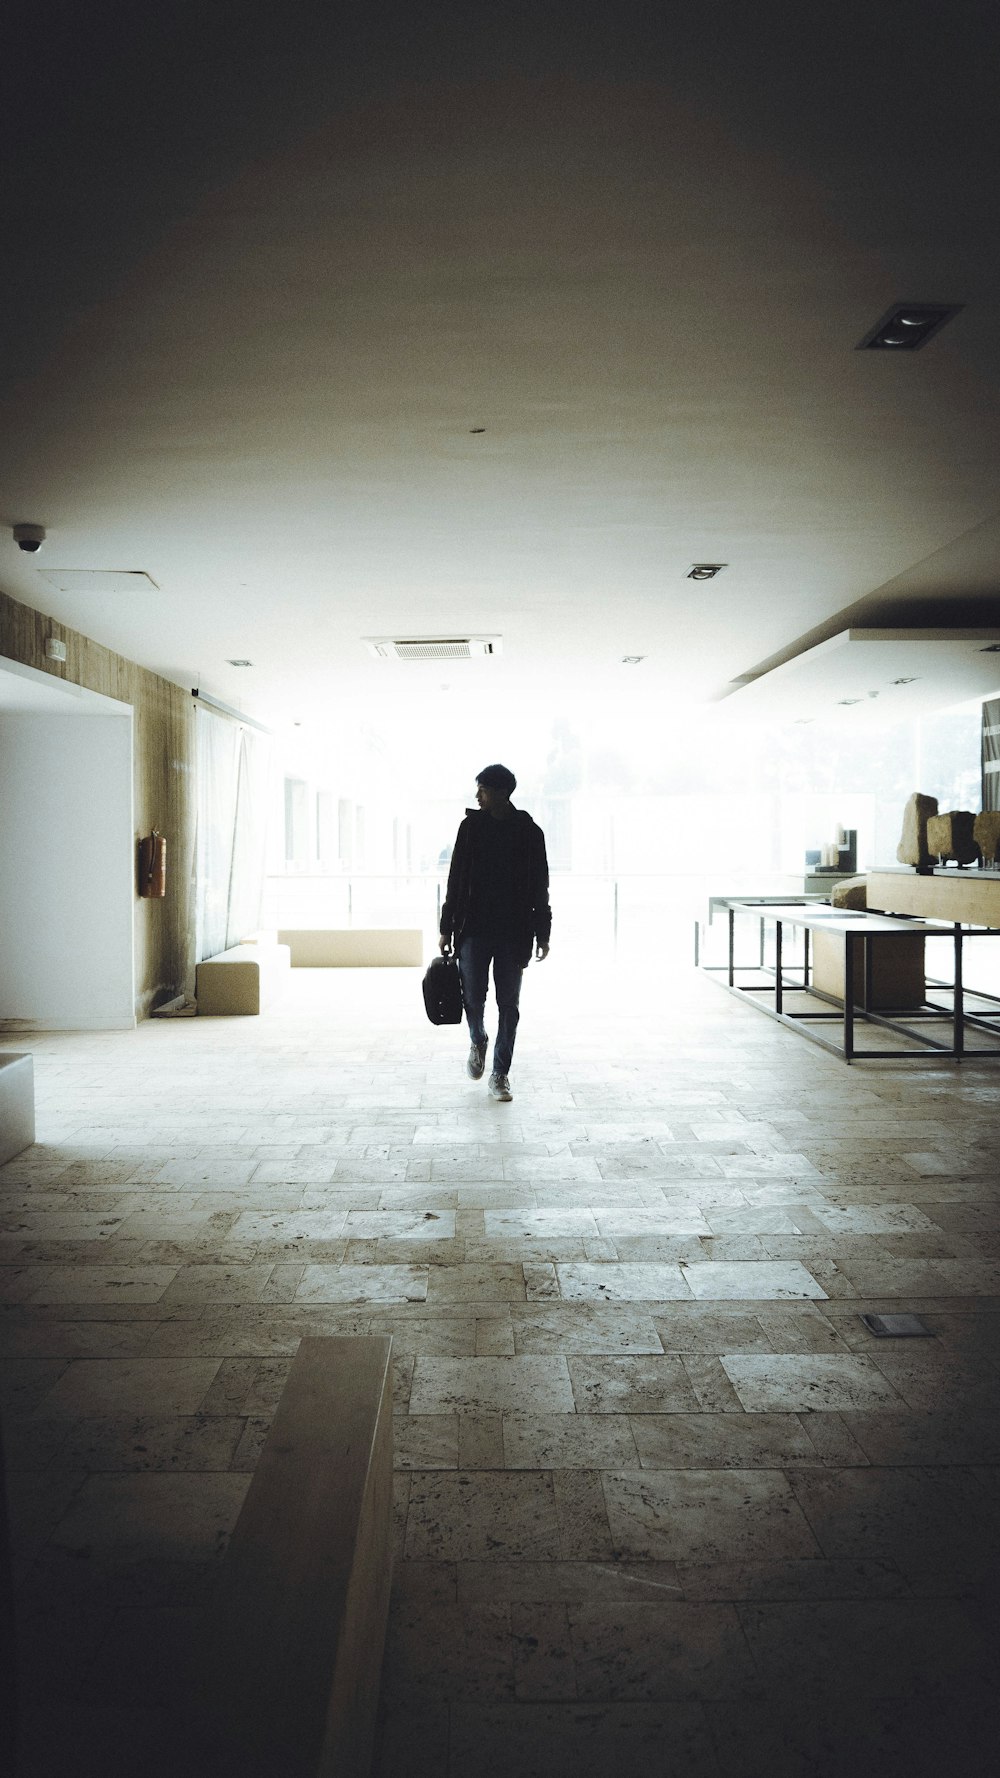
440, 807, 551, 967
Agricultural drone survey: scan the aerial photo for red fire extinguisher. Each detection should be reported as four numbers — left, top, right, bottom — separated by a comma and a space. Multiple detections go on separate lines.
138, 830, 167, 897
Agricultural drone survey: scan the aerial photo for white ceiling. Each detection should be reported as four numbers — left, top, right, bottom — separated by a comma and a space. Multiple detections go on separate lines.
724, 629, 1000, 728
1, 2, 999, 732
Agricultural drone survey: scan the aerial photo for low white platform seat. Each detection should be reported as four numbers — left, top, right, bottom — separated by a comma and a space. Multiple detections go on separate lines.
0, 1052, 34, 1164
184, 1336, 394, 1778
195, 943, 291, 1015
278, 928, 423, 967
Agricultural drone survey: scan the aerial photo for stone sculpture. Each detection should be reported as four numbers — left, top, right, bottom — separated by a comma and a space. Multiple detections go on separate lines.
926, 811, 977, 866
973, 811, 1000, 867
830, 876, 867, 910
896, 792, 938, 868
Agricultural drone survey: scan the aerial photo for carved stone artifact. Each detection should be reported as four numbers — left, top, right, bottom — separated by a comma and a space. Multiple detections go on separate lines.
926, 811, 977, 866
973, 811, 1000, 866
896, 792, 938, 867
830, 876, 867, 910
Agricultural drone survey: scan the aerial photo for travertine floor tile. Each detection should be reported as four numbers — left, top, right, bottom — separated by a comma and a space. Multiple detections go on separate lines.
3, 964, 997, 1778
603, 1469, 821, 1561
719, 1354, 906, 1412
567, 1353, 701, 1413
404, 1471, 559, 1560
37, 1357, 221, 1417
557, 1263, 692, 1302
737, 1596, 988, 1695
294, 1263, 428, 1302
394, 1415, 460, 1469
447, 1698, 721, 1776
502, 1414, 640, 1469
409, 1356, 575, 1415
20, 1266, 178, 1304
682, 1262, 827, 1301
569, 1599, 758, 1699
510, 1305, 664, 1354
48, 1472, 249, 1559
629, 1412, 824, 1469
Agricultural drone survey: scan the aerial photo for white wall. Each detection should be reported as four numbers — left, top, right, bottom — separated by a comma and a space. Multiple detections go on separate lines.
0, 712, 135, 1028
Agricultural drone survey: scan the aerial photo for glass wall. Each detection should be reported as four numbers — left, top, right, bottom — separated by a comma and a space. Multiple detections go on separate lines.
262, 691, 989, 963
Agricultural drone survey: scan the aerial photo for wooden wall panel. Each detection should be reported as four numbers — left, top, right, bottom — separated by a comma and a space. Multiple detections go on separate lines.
0, 588, 196, 1016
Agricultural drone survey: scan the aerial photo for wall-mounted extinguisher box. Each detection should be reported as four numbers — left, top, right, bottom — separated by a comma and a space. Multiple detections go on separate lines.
138, 830, 167, 897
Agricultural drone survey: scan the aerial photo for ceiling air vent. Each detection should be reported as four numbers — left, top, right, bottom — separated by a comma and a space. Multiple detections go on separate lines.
38, 569, 159, 594
364, 635, 501, 661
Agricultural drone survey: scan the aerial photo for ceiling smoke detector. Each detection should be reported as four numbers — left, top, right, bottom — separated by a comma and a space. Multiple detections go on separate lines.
364, 636, 502, 661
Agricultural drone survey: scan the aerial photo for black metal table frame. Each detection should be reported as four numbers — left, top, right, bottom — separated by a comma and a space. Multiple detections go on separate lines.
700, 902, 1000, 1063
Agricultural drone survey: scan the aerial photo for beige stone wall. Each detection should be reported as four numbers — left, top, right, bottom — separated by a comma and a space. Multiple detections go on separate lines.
0, 587, 196, 1016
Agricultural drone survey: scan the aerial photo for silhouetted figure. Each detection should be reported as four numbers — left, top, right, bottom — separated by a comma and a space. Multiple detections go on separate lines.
439, 764, 551, 1101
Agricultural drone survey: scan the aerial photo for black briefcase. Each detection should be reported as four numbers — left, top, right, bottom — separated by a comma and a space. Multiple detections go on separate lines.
422, 954, 464, 1025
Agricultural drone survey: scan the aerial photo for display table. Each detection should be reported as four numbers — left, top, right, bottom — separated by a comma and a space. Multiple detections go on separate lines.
700, 898, 1000, 1063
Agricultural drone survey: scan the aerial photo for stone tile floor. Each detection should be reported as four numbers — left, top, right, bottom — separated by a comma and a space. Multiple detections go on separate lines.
2, 957, 999, 1775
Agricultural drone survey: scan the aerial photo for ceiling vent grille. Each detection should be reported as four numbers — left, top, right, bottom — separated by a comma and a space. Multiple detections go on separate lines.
38, 569, 159, 594
365, 636, 501, 661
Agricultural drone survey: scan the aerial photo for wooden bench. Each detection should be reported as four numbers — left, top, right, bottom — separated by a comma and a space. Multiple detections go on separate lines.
186, 1336, 394, 1777
195, 943, 291, 1014
278, 928, 423, 967
0, 1052, 34, 1165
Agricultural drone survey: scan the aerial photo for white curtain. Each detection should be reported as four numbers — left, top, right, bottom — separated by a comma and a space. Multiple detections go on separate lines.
195, 707, 272, 961
227, 727, 271, 949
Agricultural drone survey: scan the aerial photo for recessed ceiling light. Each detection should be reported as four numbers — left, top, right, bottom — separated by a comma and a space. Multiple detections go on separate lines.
857, 302, 962, 351
891, 676, 918, 685
227, 658, 253, 667
980, 644, 1000, 654
838, 697, 862, 706
687, 563, 727, 581
621, 655, 646, 664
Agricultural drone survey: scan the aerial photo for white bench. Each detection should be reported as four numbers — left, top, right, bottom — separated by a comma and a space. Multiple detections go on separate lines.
184, 1337, 394, 1778
278, 928, 423, 967
0, 1052, 34, 1165
195, 944, 291, 1015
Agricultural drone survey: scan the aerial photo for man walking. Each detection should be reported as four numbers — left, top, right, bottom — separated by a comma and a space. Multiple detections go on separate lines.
439, 764, 551, 1101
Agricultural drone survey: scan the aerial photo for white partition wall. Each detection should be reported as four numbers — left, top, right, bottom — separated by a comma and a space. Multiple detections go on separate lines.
0, 670, 135, 1029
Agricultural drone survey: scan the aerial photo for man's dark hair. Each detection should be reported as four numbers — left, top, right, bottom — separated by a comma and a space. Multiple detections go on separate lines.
476, 763, 516, 794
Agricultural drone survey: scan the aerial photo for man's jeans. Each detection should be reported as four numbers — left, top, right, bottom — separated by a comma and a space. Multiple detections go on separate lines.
458, 935, 524, 1077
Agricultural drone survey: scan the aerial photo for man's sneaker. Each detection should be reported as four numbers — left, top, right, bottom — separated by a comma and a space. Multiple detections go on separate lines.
488, 1073, 513, 1102
467, 1041, 487, 1080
